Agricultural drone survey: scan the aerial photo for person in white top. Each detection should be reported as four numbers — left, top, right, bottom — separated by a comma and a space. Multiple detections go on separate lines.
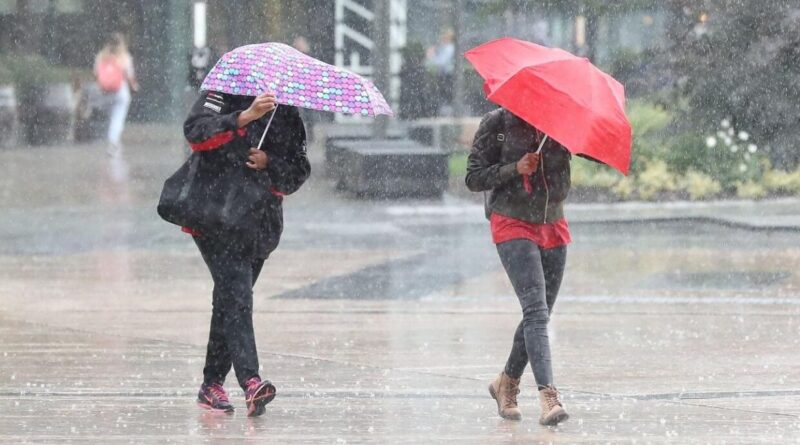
425, 29, 455, 114
94, 33, 139, 154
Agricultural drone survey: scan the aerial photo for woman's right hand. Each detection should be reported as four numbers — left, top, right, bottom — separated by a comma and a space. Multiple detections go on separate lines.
516, 152, 540, 175
238, 93, 277, 127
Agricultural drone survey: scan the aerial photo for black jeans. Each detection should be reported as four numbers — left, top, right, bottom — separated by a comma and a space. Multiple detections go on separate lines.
194, 234, 264, 390
496, 239, 567, 388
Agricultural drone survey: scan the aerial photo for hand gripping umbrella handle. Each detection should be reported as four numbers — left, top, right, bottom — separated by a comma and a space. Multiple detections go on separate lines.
256, 104, 279, 151
523, 135, 548, 194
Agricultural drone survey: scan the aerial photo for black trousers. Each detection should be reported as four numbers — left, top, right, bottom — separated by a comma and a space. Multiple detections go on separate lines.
496, 239, 567, 388
194, 234, 264, 389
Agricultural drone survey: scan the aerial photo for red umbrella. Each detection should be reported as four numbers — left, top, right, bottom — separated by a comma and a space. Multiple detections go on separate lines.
465, 37, 632, 175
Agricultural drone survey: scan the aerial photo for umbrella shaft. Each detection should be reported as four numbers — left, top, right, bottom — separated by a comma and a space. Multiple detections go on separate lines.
257, 105, 279, 151
534, 135, 548, 153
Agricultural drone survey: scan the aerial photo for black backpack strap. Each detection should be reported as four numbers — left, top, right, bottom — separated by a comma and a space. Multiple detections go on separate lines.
482, 109, 507, 219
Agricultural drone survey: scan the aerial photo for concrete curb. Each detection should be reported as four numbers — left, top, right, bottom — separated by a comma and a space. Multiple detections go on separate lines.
387, 196, 800, 231
570, 215, 800, 232
566, 197, 800, 231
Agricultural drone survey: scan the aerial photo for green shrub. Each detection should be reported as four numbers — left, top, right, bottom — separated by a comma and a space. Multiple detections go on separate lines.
451, 97, 796, 201
612, 176, 635, 200
637, 160, 677, 200
680, 170, 722, 200
448, 152, 468, 176
735, 180, 767, 199
662, 132, 707, 174
627, 100, 672, 174
763, 168, 800, 195
662, 118, 766, 190
571, 157, 620, 189
1, 55, 73, 97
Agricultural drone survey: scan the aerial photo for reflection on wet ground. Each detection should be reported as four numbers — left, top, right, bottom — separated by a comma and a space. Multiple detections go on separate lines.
1, 135, 799, 443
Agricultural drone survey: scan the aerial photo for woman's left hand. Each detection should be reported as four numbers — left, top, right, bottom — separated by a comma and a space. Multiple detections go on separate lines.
246, 148, 268, 170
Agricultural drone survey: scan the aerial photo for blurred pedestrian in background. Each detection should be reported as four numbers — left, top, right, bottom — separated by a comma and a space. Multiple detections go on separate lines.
189, 46, 219, 90
426, 28, 455, 115
291, 35, 310, 54
94, 33, 139, 155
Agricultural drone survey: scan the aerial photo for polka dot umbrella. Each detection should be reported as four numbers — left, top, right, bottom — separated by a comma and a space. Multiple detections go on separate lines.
201, 42, 394, 149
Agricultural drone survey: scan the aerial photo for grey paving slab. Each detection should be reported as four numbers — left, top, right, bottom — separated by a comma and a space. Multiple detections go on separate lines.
4, 396, 800, 444
2, 319, 799, 445
3, 294, 800, 443
2, 130, 800, 443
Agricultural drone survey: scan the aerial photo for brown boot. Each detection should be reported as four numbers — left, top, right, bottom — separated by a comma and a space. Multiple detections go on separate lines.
538, 385, 569, 426
488, 372, 522, 420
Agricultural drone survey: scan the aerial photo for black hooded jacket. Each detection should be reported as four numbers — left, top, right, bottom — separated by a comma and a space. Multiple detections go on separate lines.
183, 91, 311, 258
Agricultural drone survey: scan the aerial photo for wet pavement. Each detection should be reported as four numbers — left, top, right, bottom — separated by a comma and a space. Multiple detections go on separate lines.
1, 126, 799, 443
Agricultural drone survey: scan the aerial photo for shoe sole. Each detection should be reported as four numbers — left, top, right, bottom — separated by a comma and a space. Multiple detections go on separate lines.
488, 383, 522, 421
247, 382, 277, 417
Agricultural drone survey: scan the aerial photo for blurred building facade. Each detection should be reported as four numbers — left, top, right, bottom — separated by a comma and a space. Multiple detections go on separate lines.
407, 0, 667, 67
0, 0, 666, 121
0, 0, 192, 121
0, 0, 336, 122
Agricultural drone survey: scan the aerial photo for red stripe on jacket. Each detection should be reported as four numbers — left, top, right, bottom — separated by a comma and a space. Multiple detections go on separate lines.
181, 226, 202, 237
189, 128, 247, 151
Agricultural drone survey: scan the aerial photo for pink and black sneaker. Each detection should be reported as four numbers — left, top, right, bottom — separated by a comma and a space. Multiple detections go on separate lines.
244, 377, 276, 417
197, 382, 234, 413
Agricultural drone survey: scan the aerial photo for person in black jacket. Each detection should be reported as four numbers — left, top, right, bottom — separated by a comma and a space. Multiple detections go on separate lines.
183, 91, 310, 416
466, 108, 571, 426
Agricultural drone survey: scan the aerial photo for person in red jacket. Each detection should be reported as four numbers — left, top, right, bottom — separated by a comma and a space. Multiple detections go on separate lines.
183, 90, 310, 416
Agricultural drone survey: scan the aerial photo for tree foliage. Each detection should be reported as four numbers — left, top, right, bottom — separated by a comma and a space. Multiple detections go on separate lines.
664, 0, 800, 168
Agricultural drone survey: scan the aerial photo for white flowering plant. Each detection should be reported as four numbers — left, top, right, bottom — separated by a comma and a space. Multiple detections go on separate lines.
700, 118, 765, 188
569, 102, 790, 201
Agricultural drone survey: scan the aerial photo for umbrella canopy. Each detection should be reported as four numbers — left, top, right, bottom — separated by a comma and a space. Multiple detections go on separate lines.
201, 43, 393, 117
465, 37, 632, 175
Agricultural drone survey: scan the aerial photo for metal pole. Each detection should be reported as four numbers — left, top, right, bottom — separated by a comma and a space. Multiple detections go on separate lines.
451, 0, 465, 118
372, 0, 391, 139
166, 0, 192, 120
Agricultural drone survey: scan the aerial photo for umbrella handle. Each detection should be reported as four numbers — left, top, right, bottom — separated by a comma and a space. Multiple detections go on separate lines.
256, 104, 279, 151
534, 134, 548, 154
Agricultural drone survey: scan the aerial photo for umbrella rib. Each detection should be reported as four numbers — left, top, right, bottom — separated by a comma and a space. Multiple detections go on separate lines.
485, 59, 594, 110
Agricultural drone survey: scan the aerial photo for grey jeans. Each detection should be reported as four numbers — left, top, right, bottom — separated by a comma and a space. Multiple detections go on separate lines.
496, 239, 567, 388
